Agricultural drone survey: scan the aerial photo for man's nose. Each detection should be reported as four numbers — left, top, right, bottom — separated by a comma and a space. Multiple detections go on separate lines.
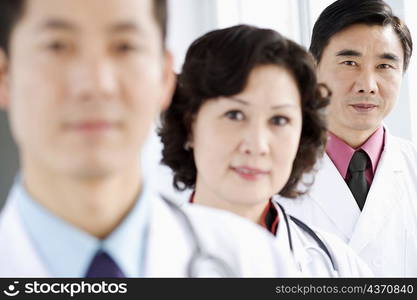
354, 68, 378, 96
69, 55, 117, 101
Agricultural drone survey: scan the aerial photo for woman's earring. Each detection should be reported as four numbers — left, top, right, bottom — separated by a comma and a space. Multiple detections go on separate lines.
184, 141, 192, 151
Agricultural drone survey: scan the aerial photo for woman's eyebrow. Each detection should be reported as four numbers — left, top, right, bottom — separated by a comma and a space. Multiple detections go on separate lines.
222, 97, 298, 109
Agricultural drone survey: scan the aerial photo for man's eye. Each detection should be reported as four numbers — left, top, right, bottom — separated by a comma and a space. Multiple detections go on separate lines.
225, 110, 244, 121
342, 61, 357, 66
270, 116, 290, 126
114, 42, 138, 53
378, 63, 394, 69
46, 41, 70, 52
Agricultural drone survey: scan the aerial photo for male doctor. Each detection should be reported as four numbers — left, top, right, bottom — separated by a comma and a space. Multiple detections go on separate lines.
278, 0, 417, 276
0, 0, 295, 277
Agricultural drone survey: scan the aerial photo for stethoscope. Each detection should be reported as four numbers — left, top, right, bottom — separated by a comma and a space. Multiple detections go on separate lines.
277, 202, 338, 276
162, 195, 338, 277
161, 195, 237, 277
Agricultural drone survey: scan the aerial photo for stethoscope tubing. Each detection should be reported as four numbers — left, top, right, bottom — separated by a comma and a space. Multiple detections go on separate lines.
161, 195, 236, 277
162, 195, 337, 277
276, 202, 338, 273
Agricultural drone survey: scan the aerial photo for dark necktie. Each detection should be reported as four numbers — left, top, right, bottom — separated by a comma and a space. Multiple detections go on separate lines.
346, 150, 370, 211
85, 250, 125, 278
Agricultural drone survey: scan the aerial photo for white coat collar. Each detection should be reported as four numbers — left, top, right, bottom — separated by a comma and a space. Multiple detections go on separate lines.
144, 193, 192, 277
271, 201, 306, 272
348, 131, 405, 253
309, 130, 405, 252
308, 153, 361, 240
0, 185, 50, 277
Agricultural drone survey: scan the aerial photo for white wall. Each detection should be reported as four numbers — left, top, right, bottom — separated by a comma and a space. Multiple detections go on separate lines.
403, 0, 417, 144
142, 0, 220, 203
167, 0, 218, 72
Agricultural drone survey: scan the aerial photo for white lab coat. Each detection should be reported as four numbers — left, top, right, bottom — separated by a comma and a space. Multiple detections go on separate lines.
0, 186, 299, 277
277, 131, 417, 277
273, 201, 372, 277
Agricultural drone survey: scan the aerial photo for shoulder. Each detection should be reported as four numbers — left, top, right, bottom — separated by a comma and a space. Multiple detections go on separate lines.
0, 201, 20, 275
304, 226, 373, 277
185, 203, 268, 234
388, 134, 417, 157
157, 197, 299, 277
183, 202, 276, 251
386, 134, 417, 174
0, 196, 49, 277
271, 206, 372, 277
0, 196, 20, 243
272, 194, 313, 218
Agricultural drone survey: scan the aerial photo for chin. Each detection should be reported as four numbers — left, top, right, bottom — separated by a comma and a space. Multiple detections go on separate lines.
63, 155, 122, 179
349, 121, 379, 132
68, 165, 115, 179
227, 188, 270, 205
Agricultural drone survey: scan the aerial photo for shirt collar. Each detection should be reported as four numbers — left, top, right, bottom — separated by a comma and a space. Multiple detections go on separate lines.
16, 178, 151, 277
361, 126, 385, 174
103, 184, 152, 277
326, 127, 385, 178
260, 199, 279, 235
326, 132, 355, 178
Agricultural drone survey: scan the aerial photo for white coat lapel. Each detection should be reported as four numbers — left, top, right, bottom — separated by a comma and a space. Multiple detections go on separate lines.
349, 133, 403, 253
0, 191, 49, 277
145, 194, 192, 277
273, 202, 308, 272
309, 154, 361, 240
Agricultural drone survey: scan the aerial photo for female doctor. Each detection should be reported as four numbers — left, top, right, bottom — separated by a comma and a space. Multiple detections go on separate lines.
159, 25, 373, 277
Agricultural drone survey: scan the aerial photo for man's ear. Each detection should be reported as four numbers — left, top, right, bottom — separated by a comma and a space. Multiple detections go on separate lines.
160, 50, 176, 111
0, 49, 10, 111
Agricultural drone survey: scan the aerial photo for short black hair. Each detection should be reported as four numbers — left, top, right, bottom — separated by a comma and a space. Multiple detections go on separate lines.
159, 25, 330, 198
0, 0, 25, 56
310, 0, 412, 71
0, 0, 168, 56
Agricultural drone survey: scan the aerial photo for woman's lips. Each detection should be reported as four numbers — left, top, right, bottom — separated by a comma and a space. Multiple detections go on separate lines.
231, 166, 269, 181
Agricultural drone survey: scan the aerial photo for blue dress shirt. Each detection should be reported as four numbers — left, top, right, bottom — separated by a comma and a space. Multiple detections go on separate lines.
15, 179, 151, 277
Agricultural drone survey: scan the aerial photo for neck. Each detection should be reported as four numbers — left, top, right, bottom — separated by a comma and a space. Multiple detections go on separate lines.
22, 162, 142, 239
193, 184, 267, 226
329, 125, 380, 149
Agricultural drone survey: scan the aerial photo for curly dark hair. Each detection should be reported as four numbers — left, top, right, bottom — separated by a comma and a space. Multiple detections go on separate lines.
159, 25, 330, 198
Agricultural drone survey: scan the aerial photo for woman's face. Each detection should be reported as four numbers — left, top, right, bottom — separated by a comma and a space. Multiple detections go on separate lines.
191, 64, 303, 209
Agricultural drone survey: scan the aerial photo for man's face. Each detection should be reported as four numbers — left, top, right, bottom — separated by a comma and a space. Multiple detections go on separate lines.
317, 24, 403, 141
0, 0, 174, 178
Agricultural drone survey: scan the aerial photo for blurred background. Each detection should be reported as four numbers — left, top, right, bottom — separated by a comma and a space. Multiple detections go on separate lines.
1, 0, 417, 208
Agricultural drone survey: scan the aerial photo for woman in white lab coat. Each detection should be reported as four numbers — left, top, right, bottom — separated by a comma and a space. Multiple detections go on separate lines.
159, 25, 372, 277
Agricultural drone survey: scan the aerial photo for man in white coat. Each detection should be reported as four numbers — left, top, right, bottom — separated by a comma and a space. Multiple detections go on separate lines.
0, 0, 297, 277
277, 0, 417, 277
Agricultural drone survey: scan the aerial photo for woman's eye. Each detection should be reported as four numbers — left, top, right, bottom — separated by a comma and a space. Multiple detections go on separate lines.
225, 110, 244, 121
271, 116, 289, 126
